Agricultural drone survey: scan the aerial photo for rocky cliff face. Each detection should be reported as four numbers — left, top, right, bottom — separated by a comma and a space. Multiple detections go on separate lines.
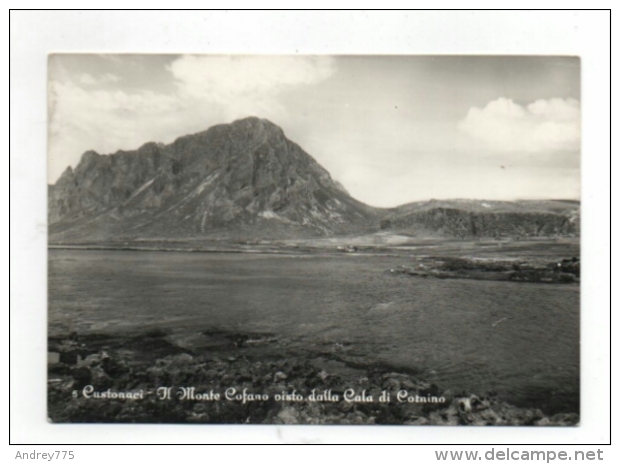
379, 199, 580, 239
49, 117, 377, 242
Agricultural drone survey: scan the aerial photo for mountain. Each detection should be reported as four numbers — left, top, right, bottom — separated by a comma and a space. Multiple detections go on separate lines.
48, 117, 378, 242
379, 199, 580, 239
48, 117, 580, 244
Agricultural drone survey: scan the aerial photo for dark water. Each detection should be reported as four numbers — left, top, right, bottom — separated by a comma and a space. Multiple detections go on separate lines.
48, 249, 579, 413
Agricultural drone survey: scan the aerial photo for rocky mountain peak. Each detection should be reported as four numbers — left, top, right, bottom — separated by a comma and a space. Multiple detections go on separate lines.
48, 117, 377, 242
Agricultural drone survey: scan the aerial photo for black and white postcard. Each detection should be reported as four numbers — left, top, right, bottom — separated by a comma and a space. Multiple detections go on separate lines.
46, 54, 581, 426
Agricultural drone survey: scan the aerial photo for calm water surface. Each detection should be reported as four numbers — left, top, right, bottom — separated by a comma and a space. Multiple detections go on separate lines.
48, 249, 579, 413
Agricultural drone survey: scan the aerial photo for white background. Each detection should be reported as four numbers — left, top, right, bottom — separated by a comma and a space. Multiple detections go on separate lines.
8, 7, 613, 455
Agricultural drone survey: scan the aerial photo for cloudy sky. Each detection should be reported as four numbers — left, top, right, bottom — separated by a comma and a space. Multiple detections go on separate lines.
48, 55, 580, 207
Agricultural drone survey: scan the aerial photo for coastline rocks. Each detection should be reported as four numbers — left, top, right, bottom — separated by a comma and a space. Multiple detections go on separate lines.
48, 334, 579, 426
392, 256, 580, 284
536, 413, 580, 426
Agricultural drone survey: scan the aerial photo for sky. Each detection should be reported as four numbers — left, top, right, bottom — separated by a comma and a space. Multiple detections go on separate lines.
48, 55, 580, 207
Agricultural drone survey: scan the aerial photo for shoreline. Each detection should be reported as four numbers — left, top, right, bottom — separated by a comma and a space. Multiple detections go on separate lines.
47, 330, 579, 425
49, 244, 580, 285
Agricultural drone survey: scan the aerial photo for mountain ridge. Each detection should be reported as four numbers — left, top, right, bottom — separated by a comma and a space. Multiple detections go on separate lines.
49, 117, 379, 242
48, 117, 580, 243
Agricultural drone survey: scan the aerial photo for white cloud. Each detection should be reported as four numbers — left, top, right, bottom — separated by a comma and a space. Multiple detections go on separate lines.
457, 97, 580, 153
78, 73, 96, 85
167, 55, 335, 120
78, 72, 122, 85
102, 73, 122, 83
169, 55, 335, 98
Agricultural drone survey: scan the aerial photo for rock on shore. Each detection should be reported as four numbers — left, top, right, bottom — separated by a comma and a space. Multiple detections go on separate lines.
47, 333, 579, 426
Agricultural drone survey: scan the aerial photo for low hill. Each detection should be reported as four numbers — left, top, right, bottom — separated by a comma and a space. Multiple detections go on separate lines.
379, 199, 580, 239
